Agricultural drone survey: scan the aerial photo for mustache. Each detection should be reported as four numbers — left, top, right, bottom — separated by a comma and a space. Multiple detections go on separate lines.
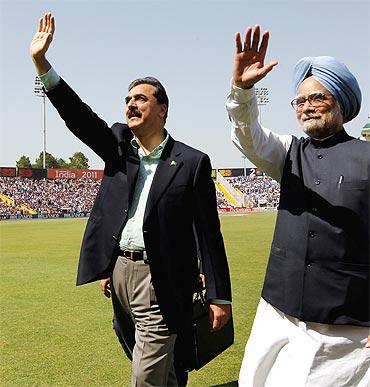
127, 108, 142, 119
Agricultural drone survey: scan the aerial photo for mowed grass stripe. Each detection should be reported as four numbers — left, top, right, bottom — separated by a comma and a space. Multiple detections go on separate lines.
0, 212, 276, 386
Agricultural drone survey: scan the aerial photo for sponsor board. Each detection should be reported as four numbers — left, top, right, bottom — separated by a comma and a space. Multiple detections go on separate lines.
0, 212, 91, 221
218, 207, 254, 213
0, 167, 16, 177
47, 169, 104, 180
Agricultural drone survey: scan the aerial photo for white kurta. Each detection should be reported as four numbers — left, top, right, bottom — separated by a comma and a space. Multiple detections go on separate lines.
239, 299, 369, 387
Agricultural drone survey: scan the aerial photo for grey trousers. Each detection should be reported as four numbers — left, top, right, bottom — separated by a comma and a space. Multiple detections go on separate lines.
112, 256, 178, 387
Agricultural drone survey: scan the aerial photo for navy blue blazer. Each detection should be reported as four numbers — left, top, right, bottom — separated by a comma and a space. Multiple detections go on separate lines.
46, 78, 232, 333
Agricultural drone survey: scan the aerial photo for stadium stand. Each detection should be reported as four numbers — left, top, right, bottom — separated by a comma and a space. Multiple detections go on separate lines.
215, 190, 235, 209
0, 177, 100, 217
0, 173, 280, 219
226, 176, 280, 208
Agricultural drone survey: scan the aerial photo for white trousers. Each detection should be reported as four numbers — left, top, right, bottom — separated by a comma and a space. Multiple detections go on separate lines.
239, 298, 370, 387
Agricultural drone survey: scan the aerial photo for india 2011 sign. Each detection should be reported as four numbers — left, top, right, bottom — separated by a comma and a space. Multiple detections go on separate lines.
47, 169, 104, 180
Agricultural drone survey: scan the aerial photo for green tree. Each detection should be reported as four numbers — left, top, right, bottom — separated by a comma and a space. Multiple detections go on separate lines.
57, 158, 70, 169
16, 155, 31, 168
69, 152, 89, 169
33, 152, 59, 168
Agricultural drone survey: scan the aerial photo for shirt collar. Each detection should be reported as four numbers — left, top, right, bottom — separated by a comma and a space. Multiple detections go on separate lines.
131, 132, 169, 160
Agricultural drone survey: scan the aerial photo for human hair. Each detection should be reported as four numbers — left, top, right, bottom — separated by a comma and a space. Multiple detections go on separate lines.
128, 77, 169, 122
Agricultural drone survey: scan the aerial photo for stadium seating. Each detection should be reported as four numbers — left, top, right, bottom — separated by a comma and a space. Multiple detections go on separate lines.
0, 175, 280, 218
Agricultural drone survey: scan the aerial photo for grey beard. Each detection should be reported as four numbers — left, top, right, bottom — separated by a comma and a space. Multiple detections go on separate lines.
301, 109, 343, 139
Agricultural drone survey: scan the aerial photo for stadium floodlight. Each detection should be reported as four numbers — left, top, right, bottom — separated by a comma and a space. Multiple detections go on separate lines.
242, 155, 247, 177
255, 87, 270, 125
34, 76, 47, 169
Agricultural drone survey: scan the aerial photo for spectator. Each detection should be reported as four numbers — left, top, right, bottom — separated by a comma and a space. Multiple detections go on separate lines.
227, 175, 280, 207
0, 177, 100, 215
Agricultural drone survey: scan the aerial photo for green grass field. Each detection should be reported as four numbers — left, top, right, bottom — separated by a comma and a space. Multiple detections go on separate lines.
0, 212, 276, 386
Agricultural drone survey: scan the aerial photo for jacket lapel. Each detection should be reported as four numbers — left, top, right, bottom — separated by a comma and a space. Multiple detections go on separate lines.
144, 136, 183, 222
126, 145, 140, 206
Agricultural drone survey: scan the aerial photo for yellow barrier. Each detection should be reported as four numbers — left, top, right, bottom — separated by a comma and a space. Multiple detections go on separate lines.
19, 204, 37, 215
0, 194, 37, 214
0, 193, 14, 206
215, 181, 241, 207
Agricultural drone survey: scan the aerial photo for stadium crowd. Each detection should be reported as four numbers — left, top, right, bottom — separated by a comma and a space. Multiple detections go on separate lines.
215, 190, 234, 209
227, 176, 280, 208
0, 175, 280, 217
0, 177, 100, 215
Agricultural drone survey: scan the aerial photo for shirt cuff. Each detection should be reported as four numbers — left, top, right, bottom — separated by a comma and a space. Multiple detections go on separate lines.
209, 299, 231, 305
229, 84, 256, 103
39, 67, 60, 91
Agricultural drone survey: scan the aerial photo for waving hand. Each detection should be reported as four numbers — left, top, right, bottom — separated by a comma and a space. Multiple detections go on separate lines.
30, 13, 55, 75
232, 25, 278, 89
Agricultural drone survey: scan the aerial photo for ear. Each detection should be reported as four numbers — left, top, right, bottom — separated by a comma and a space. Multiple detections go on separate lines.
159, 104, 167, 119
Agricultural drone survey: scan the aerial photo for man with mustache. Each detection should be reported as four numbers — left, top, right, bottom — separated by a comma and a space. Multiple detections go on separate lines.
30, 13, 232, 386
226, 25, 369, 386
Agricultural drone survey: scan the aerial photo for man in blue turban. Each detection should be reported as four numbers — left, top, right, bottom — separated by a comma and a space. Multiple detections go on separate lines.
293, 56, 362, 123
226, 25, 369, 386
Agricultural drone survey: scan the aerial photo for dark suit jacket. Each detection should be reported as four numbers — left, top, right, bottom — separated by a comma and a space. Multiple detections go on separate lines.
46, 78, 232, 334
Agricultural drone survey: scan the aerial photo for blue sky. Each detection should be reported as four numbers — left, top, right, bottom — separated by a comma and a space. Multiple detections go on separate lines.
0, 0, 369, 169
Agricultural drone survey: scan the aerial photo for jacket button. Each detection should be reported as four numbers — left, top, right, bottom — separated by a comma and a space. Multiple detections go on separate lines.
143, 230, 148, 234
317, 154, 323, 159
124, 209, 128, 213
312, 207, 318, 213
314, 180, 321, 185
306, 261, 312, 267
309, 231, 316, 238
112, 235, 117, 240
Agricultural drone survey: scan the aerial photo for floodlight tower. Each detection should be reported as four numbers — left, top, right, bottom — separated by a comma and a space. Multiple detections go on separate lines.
242, 155, 247, 177
255, 87, 270, 125
34, 76, 47, 168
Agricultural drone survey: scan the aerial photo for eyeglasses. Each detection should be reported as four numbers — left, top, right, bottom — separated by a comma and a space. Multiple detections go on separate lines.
290, 92, 330, 111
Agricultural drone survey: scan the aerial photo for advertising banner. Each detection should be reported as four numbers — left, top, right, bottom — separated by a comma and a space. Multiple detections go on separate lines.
18, 168, 47, 179
47, 169, 104, 180
0, 167, 16, 177
3, 167, 266, 180
0, 212, 91, 221
211, 168, 266, 178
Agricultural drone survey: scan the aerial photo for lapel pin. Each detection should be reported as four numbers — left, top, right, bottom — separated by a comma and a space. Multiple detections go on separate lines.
170, 160, 177, 167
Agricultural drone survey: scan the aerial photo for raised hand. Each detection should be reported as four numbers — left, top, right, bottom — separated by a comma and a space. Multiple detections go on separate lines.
232, 25, 278, 89
30, 13, 55, 59
30, 13, 55, 74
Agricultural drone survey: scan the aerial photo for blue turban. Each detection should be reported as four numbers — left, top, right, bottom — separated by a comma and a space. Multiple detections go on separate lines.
293, 56, 362, 123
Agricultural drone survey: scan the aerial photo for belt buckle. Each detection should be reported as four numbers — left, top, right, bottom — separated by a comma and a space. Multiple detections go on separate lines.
126, 250, 136, 260
143, 251, 148, 263
120, 249, 132, 260
122, 249, 148, 263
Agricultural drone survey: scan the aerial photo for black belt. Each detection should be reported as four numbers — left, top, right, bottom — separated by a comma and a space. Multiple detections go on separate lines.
118, 249, 148, 262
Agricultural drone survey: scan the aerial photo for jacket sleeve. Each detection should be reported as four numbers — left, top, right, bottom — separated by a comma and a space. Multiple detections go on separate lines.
193, 153, 232, 302
45, 78, 118, 162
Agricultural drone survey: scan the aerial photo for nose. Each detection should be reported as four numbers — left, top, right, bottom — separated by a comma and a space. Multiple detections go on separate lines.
300, 99, 315, 113
127, 99, 136, 108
